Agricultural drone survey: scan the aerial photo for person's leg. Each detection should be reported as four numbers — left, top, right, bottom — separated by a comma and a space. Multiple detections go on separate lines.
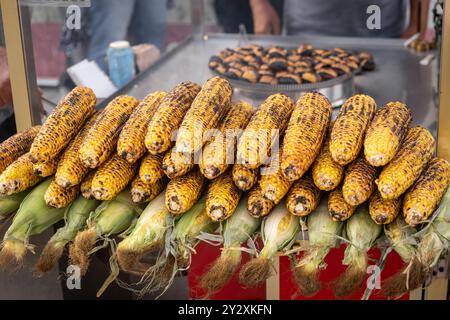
87, 0, 135, 70
129, 0, 167, 50
214, 0, 254, 34
0, 114, 17, 142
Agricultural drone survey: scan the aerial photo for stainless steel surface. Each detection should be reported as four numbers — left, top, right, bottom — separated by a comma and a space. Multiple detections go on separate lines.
125, 33, 438, 135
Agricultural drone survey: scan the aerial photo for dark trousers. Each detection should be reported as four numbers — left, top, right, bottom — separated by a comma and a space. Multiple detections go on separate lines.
0, 114, 17, 142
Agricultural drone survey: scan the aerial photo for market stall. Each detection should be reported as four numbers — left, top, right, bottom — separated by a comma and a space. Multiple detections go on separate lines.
0, 0, 448, 301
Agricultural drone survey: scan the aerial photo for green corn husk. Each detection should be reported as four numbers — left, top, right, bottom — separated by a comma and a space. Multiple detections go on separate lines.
239, 203, 299, 288
292, 198, 343, 297
69, 190, 142, 276
0, 190, 30, 222
383, 188, 450, 298
332, 205, 382, 298
385, 216, 417, 263
0, 178, 65, 270
34, 196, 100, 275
200, 196, 261, 296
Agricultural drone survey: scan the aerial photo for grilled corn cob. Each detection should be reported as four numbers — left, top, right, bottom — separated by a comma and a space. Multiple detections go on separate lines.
206, 170, 242, 221
232, 164, 258, 191
0, 126, 41, 173
33, 156, 59, 177
117, 91, 167, 163
0, 154, 43, 195
342, 156, 378, 206
139, 152, 165, 185
328, 188, 357, 221
237, 94, 294, 169
312, 124, 344, 191
376, 127, 435, 200
286, 175, 322, 216
200, 101, 254, 180
162, 149, 195, 179
369, 191, 401, 224
330, 94, 377, 165
80, 170, 96, 199
145, 81, 201, 154
364, 102, 412, 167
175, 77, 233, 155
91, 155, 137, 200
260, 166, 293, 205
281, 92, 332, 181
30, 86, 96, 163
403, 157, 450, 226
44, 179, 80, 208
55, 112, 101, 188
79, 95, 139, 168
130, 176, 166, 203
247, 183, 275, 218
165, 168, 205, 215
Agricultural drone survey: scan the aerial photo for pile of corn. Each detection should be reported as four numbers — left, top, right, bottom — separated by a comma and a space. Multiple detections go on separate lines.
0, 77, 448, 300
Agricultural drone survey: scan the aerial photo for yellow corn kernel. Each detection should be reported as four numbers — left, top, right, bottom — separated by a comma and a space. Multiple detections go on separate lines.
0, 153, 43, 195
0, 125, 41, 173
91, 155, 137, 200
130, 175, 166, 203
328, 188, 357, 221
162, 149, 194, 179
44, 179, 79, 208
117, 91, 167, 163
30, 86, 96, 163
369, 191, 401, 224
330, 94, 377, 165
281, 92, 332, 181
376, 127, 435, 200
139, 152, 165, 185
175, 76, 233, 155
342, 156, 378, 206
247, 183, 275, 218
237, 94, 294, 169
165, 168, 205, 215
55, 112, 101, 188
403, 158, 450, 226
33, 156, 59, 178
79, 95, 139, 168
145, 82, 201, 154
232, 164, 258, 191
364, 102, 412, 167
206, 170, 242, 221
259, 166, 293, 205
286, 175, 322, 217
81, 170, 96, 200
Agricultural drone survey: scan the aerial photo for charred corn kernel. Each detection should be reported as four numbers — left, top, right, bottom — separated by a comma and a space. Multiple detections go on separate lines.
260, 166, 293, 205
175, 77, 233, 155
237, 94, 294, 169
0, 154, 43, 195
81, 170, 96, 199
55, 112, 101, 188
130, 176, 165, 203
206, 171, 242, 221
45, 179, 79, 208
33, 156, 59, 177
328, 188, 357, 221
117, 91, 167, 163
145, 82, 201, 154
139, 152, 165, 184
281, 92, 332, 181
330, 94, 377, 166
247, 184, 275, 218
162, 149, 195, 179
232, 164, 258, 191
0, 126, 41, 173
286, 175, 322, 217
199, 101, 254, 180
364, 102, 412, 167
79, 95, 139, 168
403, 158, 450, 226
91, 155, 137, 200
342, 156, 378, 206
369, 191, 401, 224
376, 127, 435, 200
165, 168, 205, 215
30, 86, 96, 163
312, 124, 344, 191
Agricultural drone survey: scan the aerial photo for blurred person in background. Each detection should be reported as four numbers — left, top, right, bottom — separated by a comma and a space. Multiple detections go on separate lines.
227, 0, 429, 38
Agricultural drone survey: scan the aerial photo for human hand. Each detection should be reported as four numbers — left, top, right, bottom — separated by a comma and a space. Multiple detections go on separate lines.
250, 0, 281, 35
